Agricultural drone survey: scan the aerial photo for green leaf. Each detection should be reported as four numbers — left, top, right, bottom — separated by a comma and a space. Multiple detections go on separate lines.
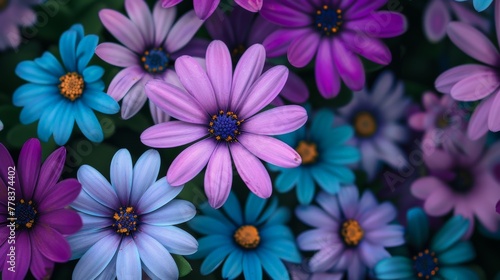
172, 254, 192, 277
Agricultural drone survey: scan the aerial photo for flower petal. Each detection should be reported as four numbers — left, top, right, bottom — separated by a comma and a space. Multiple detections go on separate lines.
99, 9, 145, 53
141, 225, 198, 255
125, 0, 155, 46
72, 234, 120, 279
77, 165, 119, 210
165, 10, 204, 51
135, 232, 179, 279
206, 40, 233, 109
243, 105, 307, 135
107, 66, 144, 101
204, 144, 233, 209
110, 149, 133, 206
238, 134, 301, 168
32, 225, 72, 262
18, 138, 41, 200
116, 239, 141, 280
136, 178, 183, 214
141, 121, 207, 148
95, 43, 138, 68
130, 149, 162, 206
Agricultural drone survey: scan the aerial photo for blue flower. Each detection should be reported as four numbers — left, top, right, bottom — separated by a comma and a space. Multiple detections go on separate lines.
13, 24, 119, 145
375, 208, 478, 280
188, 192, 301, 280
456, 0, 494, 12
68, 149, 198, 280
271, 108, 359, 204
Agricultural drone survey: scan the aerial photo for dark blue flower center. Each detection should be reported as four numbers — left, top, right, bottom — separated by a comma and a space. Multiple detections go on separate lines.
413, 249, 439, 278
141, 48, 169, 73
314, 5, 343, 36
15, 199, 37, 229
0, 0, 9, 11
112, 207, 138, 236
450, 168, 474, 194
209, 110, 243, 142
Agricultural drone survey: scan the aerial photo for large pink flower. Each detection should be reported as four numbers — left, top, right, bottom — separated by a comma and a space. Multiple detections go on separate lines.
141, 40, 307, 208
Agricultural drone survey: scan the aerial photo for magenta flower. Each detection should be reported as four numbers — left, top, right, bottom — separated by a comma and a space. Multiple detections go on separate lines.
261, 0, 407, 98
424, 0, 489, 43
161, 0, 263, 20
435, 1, 500, 140
0, 139, 82, 280
141, 40, 307, 208
411, 136, 500, 235
96, 0, 205, 121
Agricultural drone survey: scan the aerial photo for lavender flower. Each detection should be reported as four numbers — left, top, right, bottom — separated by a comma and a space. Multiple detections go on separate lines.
162, 0, 263, 20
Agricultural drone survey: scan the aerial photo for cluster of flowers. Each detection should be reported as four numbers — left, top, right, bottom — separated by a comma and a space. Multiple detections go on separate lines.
1, 0, 500, 279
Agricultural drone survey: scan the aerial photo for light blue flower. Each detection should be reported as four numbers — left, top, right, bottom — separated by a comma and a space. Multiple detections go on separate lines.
188, 192, 301, 280
375, 208, 478, 279
455, 0, 494, 12
13, 24, 119, 145
68, 149, 198, 280
271, 108, 359, 204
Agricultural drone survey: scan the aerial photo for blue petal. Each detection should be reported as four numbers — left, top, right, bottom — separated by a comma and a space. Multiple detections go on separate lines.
13, 83, 59, 106
245, 193, 267, 224
34, 52, 65, 77
311, 165, 340, 194
135, 232, 178, 279
257, 249, 290, 280
473, 0, 493, 11
222, 250, 244, 279
116, 239, 141, 280
18, 94, 61, 124
15, 61, 59, 84
77, 35, 99, 72
243, 252, 262, 280
275, 168, 300, 193
322, 146, 360, 165
439, 267, 479, 280
431, 215, 469, 253
200, 244, 233, 275
260, 239, 301, 263
81, 90, 119, 114
310, 109, 334, 142
188, 216, 236, 235
324, 165, 355, 184
327, 125, 355, 145
296, 169, 315, 205
129, 149, 161, 206
276, 126, 305, 147
255, 198, 278, 225
264, 207, 290, 225
74, 100, 104, 142
190, 235, 232, 259
260, 225, 295, 242
69, 24, 85, 41
67, 230, 113, 260
140, 225, 198, 255
72, 233, 120, 280
439, 241, 475, 265
199, 202, 234, 226
87, 80, 105, 91
59, 29, 78, 72
37, 99, 66, 142
406, 207, 429, 250
53, 102, 75, 145
374, 256, 414, 280
222, 192, 243, 225
83, 66, 104, 83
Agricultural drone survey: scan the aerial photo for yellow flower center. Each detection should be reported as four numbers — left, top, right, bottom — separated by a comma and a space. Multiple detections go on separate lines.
353, 112, 377, 137
234, 225, 260, 249
296, 141, 318, 165
341, 219, 364, 246
112, 207, 138, 236
59, 72, 84, 101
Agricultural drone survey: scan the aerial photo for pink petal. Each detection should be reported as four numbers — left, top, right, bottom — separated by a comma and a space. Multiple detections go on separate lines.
125, 0, 155, 46
497, 0, 500, 49
235, 0, 262, 12
315, 39, 340, 98
153, 1, 176, 46
165, 10, 204, 52
243, 105, 307, 135
206, 40, 233, 110
423, 91, 439, 109
95, 43, 138, 68
149, 99, 171, 124
409, 113, 426, 130
435, 64, 493, 94
288, 32, 320, 68
423, 187, 454, 216
230, 142, 272, 198
423, 0, 451, 43
204, 144, 233, 208
161, 0, 183, 8
193, 0, 219, 20
167, 138, 216, 186
99, 9, 145, 53
468, 95, 494, 140
141, 121, 207, 148
238, 134, 301, 168
107, 66, 145, 101
449, 1, 490, 33
450, 71, 500, 101
488, 90, 500, 131
447, 22, 500, 67
332, 39, 365, 91
422, 143, 454, 170
411, 176, 446, 200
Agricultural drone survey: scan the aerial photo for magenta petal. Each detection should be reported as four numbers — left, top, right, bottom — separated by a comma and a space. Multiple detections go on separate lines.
235, 0, 262, 12
447, 22, 500, 67
488, 90, 500, 131
0, 143, 16, 189
497, 0, 500, 49
165, 10, 204, 52
423, 0, 450, 43
263, 29, 309, 57
99, 9, 145, 53
141, 121, 207, 148
167, 138, 216, 186
435, 64, 492, 94
468, 96, 494, 140
38, 178, 82, 212
38, 209, 82, 235
206, 40, 233, 110
95, 43, 138, 68
145, 79, 208, 124
423, 91, 439, 109
193, 0, 219, 20
125, 0, 155, 46
204, 145, 233, 208
2, 231, 30, 280
315, 39, 341, 98
230, 142, 272, 198
149, 99, 170, 124
153, 1, 176, 46
30, 247, 54, 280
279, 68, 309, 103
238, 134, 301, 168
107, 66, 145, 101
346, 12, 407, 38
450, 71, 500, 101
260, 3, 311, 27
332, 39, 365, 91
344, 32, 392, 65
423, 188, 454, 216
162, 0, 183, 8
243, 105, 307, 135
408, 113, 426, 130
411, 176, 445, 199
18, 138, 41, 200
32, 225, 71, 262
288, 32, 320, 68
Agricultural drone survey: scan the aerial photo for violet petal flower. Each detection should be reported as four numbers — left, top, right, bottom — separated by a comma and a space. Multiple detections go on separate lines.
0, 0, 41, 50
162, 0, 263, 20
141, 40, 307, 208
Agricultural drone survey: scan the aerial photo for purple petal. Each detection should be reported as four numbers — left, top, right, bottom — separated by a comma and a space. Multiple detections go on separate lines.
260, 3, 310, 27
450, 1, 490, 33
193, 0, 219, 20
135, 232, 178, 279
297, 229, 339, 250
165, 10, 204, 52
18, 138, 41, 200
447, 22, 500, 67
333, 39, 365, 91
423, 187, 454, 216
77, 165, 120, 210
230, 142, 272, 198
343, 32, 392, 65
107, 65, 145, 101
315, 39, 341, 98
32, 225, 71, 262
2, 231, 30, 280
121, 76, 150, 119
95, 43, 138, 68
141, 199, 196, 226
140, 225, 198, 255
365, 225, 405, 247
204, 144, 232, 208
468, 96, 494, 140
175, 55, 218, 113
145, 79, 208, 124
488, 90, 500, 131
497, 0, 500, 48
346, 12, 407, 38
162, 0, 183, 8
136, 178, 182, 214
130, 149, 162, 206
72, 234, 120, 279
205, 11, 234, 44
262, 29, 309, 57
316, 191, 341, 220
237, 65, 289, 118
279, 68, 309, 103
243, 105, 307, 135
295, 206, 337, 229
338, 186, 359, 219
70, 189, 114, 217
206, 40, 232, 110
149, 99, 171, 124
359, 203, 397, 230
30, 247, 54, 280
38, 209, 82, 235
235, 0, 262, 12
153, 1, 176, 46
0, 144, 16, 190
288, 32, 320, 68
116, 239, 141, 280
358, 242, 390, 268
423, 0, 450, 43
125, 0, 155, 46
110, 149, 133, 206
239, 134, 301, 168
450, 71, 500, 101
309, 247, 343, 272
38, 179, 81, 212
435, 64, 492, 94
99, 9, 145, 53
167, 138, 216, 186
141, 121, 207, 148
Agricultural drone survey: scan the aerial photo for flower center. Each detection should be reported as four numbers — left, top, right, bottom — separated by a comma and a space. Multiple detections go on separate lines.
141, 48, 169, 73
434, 113, 451, 129
450, 168, 474, 194
341, 219, 364, 246
413, 249, 439, 279
112, 207, 138, 236
15, 199, 37, 229
234, 225, 260, 249
232, 44, 246, 60
314, 5, 343, 36
59, 72, 84, 101
353, 111, 377, 137
209, 110, 243, 142
296, 141, 318, 165
0, 0, 9, 11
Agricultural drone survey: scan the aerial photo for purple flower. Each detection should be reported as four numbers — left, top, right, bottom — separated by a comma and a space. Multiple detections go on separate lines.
141, 40, 307, 208
411, 135, 500, 235
161, 0, 263, 20
96, 0, 205, 121
0, 0, 41, 50
337, 71, 410, 180
424, 0, 489, 43
435, 1, 500, 140
205, 6, 309, 106
287, 261, 344, 280
0, 139, 82, 280
409, 92, 468, 153
296, 187, 404, 279
261, 0, 407, 98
